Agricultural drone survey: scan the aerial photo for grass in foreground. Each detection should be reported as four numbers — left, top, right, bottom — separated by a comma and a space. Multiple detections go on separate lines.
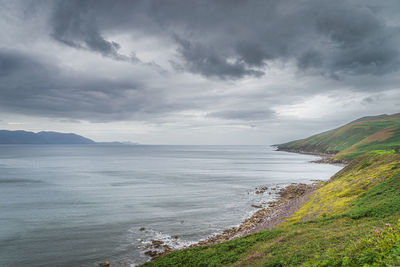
142, 230, 283, 266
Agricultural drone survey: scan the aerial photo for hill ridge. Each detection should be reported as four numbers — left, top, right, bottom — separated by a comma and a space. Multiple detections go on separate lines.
0, 130, 95, 144
277, 112, 400, 161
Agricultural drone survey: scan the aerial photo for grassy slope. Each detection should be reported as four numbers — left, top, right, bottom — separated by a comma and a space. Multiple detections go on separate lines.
278, 113, 400, 160
284, 153, 400, 224
142, 153, 400, 266
333, 125, 400, 161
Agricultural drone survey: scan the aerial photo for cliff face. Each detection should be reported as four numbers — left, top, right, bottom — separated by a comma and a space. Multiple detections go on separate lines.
277, 112, 400, 161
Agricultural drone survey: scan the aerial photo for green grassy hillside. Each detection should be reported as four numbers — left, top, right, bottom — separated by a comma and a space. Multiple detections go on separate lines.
333, 125, 400, 161
278, 113, 400, 161
141, 153, 400, 266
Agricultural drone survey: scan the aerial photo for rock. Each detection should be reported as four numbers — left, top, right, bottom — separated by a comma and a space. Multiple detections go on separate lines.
172, 235, 179, 239
255, 186, 268, 194
163, 244, 172, 252
278, 183, 308, 199
151, 240, 163, 248
185, 182, 319, 250
99, 261, 110, 267
144, 250, 159, 257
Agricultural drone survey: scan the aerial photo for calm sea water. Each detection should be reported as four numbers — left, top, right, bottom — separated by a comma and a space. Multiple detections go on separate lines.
0, 145, 342, 266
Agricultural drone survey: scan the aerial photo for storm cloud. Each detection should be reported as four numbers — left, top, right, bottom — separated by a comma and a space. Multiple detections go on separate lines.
0, 0, 400, 144
50, 0, 130, 61
0, 49, 177, 121
47, 0, 400, 78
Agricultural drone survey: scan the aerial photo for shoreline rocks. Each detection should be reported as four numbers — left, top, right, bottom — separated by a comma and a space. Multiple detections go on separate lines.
194, 183, 318, 246
143, 239, 174, 258
145, 182, 320, 260
277, 147, 348, 165
255, 186, 268, 194
99, 261, 110, 267
275, 147, 335, 157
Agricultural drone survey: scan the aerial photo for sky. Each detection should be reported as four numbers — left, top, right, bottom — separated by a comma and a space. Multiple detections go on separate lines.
0, 0, 399, 144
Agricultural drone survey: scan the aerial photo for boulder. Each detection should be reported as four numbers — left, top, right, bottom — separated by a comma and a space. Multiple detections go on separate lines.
99, 261, 110, 267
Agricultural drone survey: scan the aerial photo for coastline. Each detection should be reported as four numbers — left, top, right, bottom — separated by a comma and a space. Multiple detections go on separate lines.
193, 182, 320, 245
143, 182, 321, 260
141, 149, 344, 261
276, 147, 348, 165
275, 147, 335, 158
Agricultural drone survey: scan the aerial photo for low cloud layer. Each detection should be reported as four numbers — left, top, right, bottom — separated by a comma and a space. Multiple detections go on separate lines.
207, 109, 276, 121
0, 0, 400, 144
0, 49, 174, 121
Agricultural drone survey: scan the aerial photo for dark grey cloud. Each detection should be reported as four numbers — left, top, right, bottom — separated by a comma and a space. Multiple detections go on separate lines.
173, 36, 264, 79
46, 0, 400, 79
0, 49, 179, 121
49, 0, 163, 72
314, 4, 400, 76
50, 0, 129, 61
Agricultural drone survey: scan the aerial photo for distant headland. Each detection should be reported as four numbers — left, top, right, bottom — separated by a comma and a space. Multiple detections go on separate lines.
0, 130, 140, 145
0, 130, 95, 144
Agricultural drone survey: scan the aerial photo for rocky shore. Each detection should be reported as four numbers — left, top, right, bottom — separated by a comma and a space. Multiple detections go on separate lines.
275, 147, 335, 158
137, 148, 347, 262
143, 182, 321, 260
312, 157, 348, 165
194, 183, 320, 244
276, 147, 348, 165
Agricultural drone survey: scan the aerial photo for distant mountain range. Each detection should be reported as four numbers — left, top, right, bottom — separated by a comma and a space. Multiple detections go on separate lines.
0, 130, 95, 144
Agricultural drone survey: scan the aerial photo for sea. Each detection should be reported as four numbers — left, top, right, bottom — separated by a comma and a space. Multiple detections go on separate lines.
0, 145, 342, 267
